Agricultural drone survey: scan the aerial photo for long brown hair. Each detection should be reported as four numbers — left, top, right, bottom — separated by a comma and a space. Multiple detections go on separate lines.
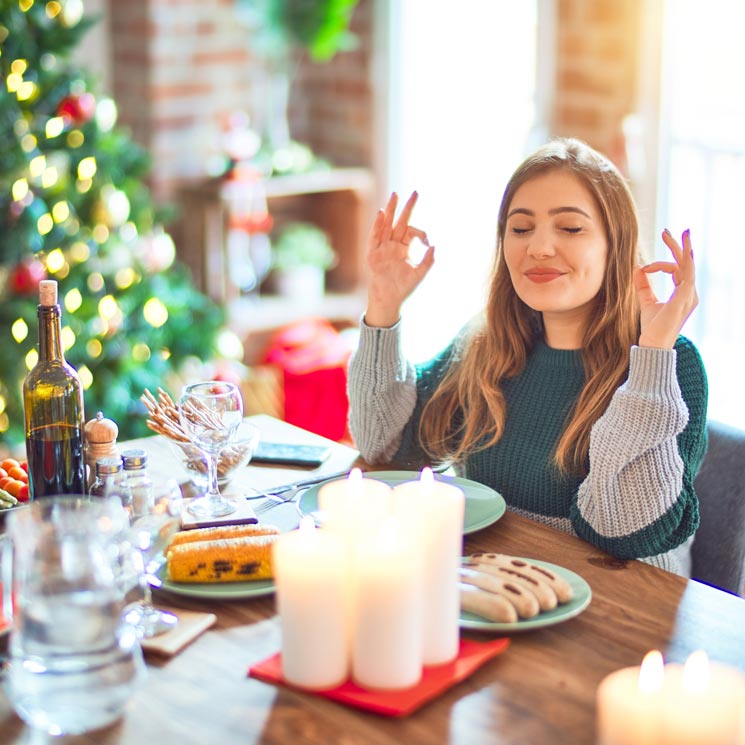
420, 138, 641, 475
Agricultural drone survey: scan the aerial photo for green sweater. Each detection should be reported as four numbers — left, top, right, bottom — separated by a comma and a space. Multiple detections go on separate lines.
348, 321, 709, 576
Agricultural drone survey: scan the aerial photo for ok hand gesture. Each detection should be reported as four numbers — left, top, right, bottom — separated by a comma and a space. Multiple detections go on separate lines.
364, 191, 435, 328
633, 229, 698, 349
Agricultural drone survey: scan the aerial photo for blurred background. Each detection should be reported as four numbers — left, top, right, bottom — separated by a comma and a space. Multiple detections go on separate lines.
1, 0, 742, 450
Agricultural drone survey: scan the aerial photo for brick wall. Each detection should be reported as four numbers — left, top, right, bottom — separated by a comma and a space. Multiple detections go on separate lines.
105, 0, 641, 204
553, 0, 642, 162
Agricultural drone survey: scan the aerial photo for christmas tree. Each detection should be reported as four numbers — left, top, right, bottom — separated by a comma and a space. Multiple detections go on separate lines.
0, 0, 228, 449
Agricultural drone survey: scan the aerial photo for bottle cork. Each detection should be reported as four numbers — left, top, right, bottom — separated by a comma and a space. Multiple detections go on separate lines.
39, 279, 58, 307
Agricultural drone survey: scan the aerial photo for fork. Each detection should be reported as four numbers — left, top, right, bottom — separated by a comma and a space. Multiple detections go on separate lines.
253, 485, 307, 515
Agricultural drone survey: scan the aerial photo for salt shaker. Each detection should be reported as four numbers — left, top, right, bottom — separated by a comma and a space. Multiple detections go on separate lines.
121, 449, 153, 517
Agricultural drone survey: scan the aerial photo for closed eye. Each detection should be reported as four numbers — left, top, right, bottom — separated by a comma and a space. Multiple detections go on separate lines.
511, 227, 532, 235
561, 227, 582, 234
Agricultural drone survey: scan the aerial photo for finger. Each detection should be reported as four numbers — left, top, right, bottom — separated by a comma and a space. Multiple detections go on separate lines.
381, 192, 398, 242
633, 265, 659, 304
413, 244, 436, 277
641, 261, 677, 275
392, 191, 418, 241
404, 226, 428, 245
661, 228, 684, 265
369, 210, 384, 245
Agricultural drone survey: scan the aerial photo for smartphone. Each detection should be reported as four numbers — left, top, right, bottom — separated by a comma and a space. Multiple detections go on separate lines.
252, 441, 332, 468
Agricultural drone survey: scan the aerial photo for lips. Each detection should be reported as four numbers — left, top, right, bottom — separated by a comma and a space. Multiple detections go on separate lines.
524, 268, 565, 284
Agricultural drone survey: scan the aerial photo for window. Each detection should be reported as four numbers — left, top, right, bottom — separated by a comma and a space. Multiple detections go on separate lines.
654, 0, 745, 426
385, 0, 544, 362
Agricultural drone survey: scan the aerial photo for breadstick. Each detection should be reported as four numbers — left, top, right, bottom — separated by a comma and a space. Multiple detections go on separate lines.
460, 583, 518, 624
463, 562, 557, 611
468, 554, 574, 603
460, 567, 541, 618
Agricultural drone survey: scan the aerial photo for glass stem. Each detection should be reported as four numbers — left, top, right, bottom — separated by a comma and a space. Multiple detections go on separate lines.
206, 450, 220, 501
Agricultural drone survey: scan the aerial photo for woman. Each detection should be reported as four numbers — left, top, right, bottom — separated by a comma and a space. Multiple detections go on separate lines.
348, 138, 708, 577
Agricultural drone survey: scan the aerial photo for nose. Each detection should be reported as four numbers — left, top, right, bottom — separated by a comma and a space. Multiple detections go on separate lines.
525, 225, 556, 259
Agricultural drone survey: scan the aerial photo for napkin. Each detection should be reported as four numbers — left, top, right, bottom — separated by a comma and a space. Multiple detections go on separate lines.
140, 609, 216, 657
248, 637, 510, 717
180, 497, 258, 530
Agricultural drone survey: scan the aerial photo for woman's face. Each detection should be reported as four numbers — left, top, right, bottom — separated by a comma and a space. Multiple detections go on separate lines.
503, 170, 608, 339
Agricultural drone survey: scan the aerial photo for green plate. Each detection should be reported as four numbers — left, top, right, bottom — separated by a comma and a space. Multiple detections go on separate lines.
154, 562, 275, 600
297, 470, 506, 535
459, 558, 592, 632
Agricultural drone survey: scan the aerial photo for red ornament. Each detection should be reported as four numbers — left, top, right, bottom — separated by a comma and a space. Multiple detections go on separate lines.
56, 92, 96, 125
8, 258, 47, 296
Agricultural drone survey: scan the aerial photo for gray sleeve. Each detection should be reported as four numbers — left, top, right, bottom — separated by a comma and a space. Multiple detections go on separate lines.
347, 318, 417, 463
575, 345, 689, 537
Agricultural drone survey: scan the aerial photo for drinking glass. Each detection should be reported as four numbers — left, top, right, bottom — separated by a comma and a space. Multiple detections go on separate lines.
179, 380, 244, 518
125, 478, 183, 638
4, 496, 145, 736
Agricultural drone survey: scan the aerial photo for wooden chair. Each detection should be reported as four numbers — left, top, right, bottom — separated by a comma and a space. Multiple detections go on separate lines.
691, 420, 745, 596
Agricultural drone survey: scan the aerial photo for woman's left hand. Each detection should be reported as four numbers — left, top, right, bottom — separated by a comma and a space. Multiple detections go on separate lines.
633, 228, 698, 349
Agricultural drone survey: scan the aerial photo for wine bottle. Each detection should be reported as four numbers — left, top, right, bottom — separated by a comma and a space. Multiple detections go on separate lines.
23, 279, 86, 498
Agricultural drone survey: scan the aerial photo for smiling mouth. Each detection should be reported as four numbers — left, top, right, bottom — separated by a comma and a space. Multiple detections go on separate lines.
525, 270, 565, 284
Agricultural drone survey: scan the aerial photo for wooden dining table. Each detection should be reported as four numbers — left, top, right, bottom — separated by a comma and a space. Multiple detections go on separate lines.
1, 414, 744, 745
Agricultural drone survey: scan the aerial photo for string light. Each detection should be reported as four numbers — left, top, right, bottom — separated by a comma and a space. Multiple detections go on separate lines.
46, 247, 66, 272
11, 318, 29, 343
25, 349, 38, 371
46, 116, 65, 138
64, 287, 82, 313
67, 130, 84, 147
77, 365, 93, 390
42, 166, 59, 189
51, 200, 69, 222
86, 338, 102, 358
37, 213, 53, 235
132, 343, 151, 362
61, 326, 76, 351
143, 297, 168, 327
11, 178, 29, 201
77, 155, 96, 180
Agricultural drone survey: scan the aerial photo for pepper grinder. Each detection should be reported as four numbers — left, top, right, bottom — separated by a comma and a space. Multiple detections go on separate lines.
84, 411, 119, 489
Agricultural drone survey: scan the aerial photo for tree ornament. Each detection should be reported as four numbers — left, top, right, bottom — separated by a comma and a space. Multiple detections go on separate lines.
8, 258, 47, 296
57, 91, 96, 125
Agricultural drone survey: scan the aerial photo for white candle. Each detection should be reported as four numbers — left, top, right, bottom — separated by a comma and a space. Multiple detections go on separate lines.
318, 468, 392, 541
658, 651, 745, 745
273, 516, 349, 689
392, 467, 465, 666
352, 516, 422, 690
597, 650, 745, 745
596, 650, 665, 745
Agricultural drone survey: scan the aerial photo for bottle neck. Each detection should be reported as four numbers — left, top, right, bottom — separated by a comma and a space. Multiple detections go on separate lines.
38, 304, 64, 362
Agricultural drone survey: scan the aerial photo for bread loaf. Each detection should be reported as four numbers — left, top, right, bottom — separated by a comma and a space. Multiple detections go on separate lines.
166, 524, 280, 583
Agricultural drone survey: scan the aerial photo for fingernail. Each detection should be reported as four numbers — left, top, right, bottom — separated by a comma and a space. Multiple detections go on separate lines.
662, 228, 671, 236
683, 228, 691, 238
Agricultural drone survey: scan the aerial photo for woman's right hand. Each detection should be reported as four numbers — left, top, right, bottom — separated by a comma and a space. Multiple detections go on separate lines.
364, 191, 435, 328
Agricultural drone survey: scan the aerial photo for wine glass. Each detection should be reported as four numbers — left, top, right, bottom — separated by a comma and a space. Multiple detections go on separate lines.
179, 380, 244, 518
124, 478, 183, 638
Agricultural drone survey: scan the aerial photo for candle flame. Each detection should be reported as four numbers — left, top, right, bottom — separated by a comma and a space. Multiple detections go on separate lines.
638, 650, 664, 693
420, 466, 434, 486
348, 468, 362, 485
683, 649, 710, 694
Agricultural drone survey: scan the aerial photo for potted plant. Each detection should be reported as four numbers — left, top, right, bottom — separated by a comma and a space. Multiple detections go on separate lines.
235, 0, 360, 153
270, 222, 336, 299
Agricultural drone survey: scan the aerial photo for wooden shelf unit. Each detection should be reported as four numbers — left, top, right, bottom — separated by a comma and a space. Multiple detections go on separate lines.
175, 167, 375, 362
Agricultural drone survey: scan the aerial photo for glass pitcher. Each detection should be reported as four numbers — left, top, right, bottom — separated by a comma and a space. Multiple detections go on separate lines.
2, 496, 146, 736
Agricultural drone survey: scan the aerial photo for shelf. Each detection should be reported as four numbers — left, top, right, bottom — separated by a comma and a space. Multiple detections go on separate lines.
227, 292, 365, 364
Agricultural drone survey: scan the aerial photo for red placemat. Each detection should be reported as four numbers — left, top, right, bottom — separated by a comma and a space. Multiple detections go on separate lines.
248, 637, 510, 717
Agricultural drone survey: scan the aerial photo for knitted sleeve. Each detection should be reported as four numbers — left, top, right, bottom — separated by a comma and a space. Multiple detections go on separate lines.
570, 337, 708, 558
347, 319, 418, 463
347, 319, 459, 465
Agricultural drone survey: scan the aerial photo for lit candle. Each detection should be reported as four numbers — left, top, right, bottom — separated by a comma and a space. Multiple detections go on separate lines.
392, 467, 465, 666
272, 516, 349, 689
318, 467, 392, 542
658, 650, 745, 744
597, 650, 745, 745
352, 516, 422, 690
596, 650, 665, 745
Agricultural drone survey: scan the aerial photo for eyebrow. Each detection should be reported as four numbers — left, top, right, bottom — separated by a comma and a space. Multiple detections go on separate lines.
507, 206, 593, 219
